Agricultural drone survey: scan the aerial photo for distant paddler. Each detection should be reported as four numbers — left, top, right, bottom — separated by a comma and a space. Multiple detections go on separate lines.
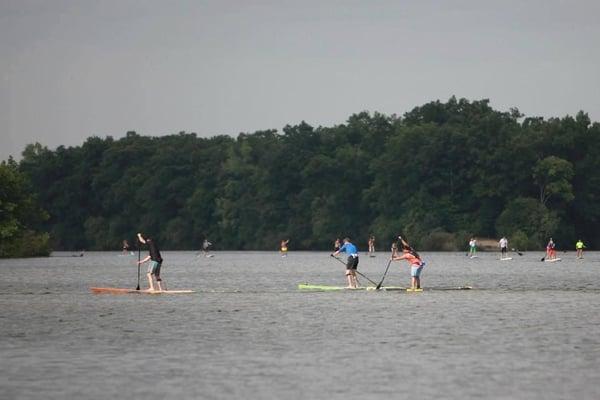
202, 238, 213, 257
576, 239, 586, 259
546, 238, 556, 260
368, 235, 376, 257
334, 238, 342, 252
391, 236, 425, 291
331, 237, 359, 289
468, 238, 477, 257
280, 239, 290, 257
122, 239, 133, 255
391, 241, 398, 257
137, 232, 165, 292
499, 237, 508, 259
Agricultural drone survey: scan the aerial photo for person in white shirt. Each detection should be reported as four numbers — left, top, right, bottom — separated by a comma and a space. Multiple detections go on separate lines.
499, 237, 508, 259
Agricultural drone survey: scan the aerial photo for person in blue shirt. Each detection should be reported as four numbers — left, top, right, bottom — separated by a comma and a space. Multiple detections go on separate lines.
332, 237, 359, 288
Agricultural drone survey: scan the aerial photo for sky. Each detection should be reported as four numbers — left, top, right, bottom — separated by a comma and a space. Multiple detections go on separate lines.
1, 0, 599, 161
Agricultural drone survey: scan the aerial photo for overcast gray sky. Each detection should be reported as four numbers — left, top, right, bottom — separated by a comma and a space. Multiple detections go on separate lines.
2, 0, 599, 161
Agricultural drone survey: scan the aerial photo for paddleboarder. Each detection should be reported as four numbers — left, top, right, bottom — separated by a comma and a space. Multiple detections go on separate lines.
546, 238, 556, 260
137, 232, 165, 292
202, 238, 212, 257
391, 237, 425, 291
122, 239, 132, 255
576, 239, 585, 259
332, 237, 359, 289
334, 238, 342, 252
280, 239, 290, 257
468, 238, 477, 257
391, 240, 398, 257
499, 237, 508, 259
368, 235, 376, 257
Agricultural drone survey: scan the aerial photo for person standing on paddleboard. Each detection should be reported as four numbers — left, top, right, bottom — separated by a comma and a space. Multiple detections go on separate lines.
391, 236, 425, 291
546, 238, 556, 260
280, 239, 290, 257
202, 238, 212, 257
468, 238, 477, 257
576, 239, 585, 259
137, 233, 165, 291
368, 235, 376, 257
332, 237, 359, 288
499, 237, 508, 259
334, 238, 342, 252
391, 240, 398, 257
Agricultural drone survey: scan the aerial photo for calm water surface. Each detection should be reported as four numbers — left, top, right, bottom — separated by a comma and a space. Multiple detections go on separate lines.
1, 251, 600, 399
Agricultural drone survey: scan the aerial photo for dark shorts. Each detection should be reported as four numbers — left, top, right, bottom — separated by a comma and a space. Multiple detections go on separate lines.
148, 260, 162, 277
346, 255, 359, 270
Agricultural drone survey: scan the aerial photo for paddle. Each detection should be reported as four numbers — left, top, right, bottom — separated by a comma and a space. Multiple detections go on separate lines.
329, 255, 378, 286
136, 239, 141, 291
511, 248, 524, 256
375, 259, 393, 290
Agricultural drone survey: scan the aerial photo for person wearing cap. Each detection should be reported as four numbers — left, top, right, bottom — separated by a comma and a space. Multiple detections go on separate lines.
332, 237, 359, 288
137, 232, 165, 291
546, 238, 556, 260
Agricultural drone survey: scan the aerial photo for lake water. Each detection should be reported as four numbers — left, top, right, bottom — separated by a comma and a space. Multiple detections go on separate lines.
1, 251, 600, 399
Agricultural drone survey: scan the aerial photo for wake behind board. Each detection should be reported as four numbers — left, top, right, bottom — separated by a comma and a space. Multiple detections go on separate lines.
91, 287, 195, 295
544, 258, 562, 263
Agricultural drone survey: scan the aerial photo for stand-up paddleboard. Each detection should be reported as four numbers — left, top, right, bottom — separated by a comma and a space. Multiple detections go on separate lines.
298, 284, 473, 292
470, 255, 479, 259
91, 287, 195, 294
406, 286, 473, 292
298, 283, 405, 291
500, 257, 513, 261
544, 258, 562, 263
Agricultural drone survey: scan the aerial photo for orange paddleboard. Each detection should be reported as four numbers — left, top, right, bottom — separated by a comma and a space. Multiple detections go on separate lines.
90, 287, 195, 294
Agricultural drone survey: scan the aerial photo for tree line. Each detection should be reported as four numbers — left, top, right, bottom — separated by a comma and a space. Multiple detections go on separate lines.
7, 97, 600, 254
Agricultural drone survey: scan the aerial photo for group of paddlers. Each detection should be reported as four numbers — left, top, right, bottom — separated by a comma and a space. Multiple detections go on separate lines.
332, 235, 425, 290
123, 232, 589, 292
466, 237, 587, 260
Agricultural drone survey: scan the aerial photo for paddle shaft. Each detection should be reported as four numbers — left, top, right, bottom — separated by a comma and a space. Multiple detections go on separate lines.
136, 239, 141, 290
376, 259, 392, 290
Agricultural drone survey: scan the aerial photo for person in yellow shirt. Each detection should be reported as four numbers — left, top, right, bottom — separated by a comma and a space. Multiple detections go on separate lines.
575, 240, 585, 259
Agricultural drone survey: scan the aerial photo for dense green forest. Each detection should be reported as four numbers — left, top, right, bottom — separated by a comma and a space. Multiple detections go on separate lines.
0, 159, 51, 257
15, 97, 600, 251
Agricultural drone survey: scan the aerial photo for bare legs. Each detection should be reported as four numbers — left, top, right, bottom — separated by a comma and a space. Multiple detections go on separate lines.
346, 271, 358, 288
146, 273, 164, 291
